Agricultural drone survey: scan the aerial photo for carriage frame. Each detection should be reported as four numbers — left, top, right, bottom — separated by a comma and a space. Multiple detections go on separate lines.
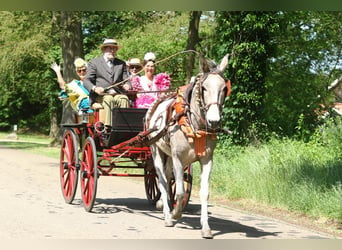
59, 102, 192, 212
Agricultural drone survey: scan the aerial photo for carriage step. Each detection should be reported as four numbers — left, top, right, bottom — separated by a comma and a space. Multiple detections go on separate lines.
61, 123, 87, 128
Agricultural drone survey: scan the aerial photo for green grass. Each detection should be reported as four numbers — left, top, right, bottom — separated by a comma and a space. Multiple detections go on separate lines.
0, 132, 60, 159
194, 131, 342, 223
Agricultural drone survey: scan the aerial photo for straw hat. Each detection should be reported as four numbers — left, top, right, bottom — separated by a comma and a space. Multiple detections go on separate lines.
127, 58, 142, 67
99, 38, 121, 49
74, 58, 87, 68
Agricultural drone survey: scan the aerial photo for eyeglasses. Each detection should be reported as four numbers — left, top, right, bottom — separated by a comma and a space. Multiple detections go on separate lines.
103, 46, 117, 51
77, 69, 87, 73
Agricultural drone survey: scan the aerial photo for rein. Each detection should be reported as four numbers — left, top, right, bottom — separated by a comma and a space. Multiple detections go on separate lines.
105, 50, 199, 92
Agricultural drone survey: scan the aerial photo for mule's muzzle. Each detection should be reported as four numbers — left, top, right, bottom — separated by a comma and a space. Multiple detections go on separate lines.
207, 119, 221, 131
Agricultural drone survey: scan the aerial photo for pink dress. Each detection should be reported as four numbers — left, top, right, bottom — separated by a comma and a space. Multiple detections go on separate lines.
131, 73, 171, 108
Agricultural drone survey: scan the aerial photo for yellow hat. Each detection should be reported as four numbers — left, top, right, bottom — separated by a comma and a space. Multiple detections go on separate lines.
74, 58, 87, 68
128, 58, 142, 67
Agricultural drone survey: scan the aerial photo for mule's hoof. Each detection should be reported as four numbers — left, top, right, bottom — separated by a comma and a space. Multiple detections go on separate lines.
165, 219, 174, 227
156, 199, 163, 210
172, 210, 182, 220
201, 229, 213, 239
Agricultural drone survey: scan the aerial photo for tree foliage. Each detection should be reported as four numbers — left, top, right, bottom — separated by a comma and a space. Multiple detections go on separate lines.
82, 11, 158, 56
115, 11, 189, 87
211, 11, 279, 144
0, 11, 58, 131
264, 11, 342, 140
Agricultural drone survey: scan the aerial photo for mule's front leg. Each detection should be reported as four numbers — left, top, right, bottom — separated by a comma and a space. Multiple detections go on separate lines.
157, 172, 173, 227
200, 161, 213, 239
171, 160, 185, 220
152, 146, 173, 227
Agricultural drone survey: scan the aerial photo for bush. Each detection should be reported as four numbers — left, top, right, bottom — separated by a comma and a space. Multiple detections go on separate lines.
196, 119, 342, 222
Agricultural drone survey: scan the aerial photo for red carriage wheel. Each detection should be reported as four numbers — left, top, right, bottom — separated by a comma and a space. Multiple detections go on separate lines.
144, 158, 161, 204
60, 129, 79, 204
80, 137, 98, 212
169, 164, 193, 210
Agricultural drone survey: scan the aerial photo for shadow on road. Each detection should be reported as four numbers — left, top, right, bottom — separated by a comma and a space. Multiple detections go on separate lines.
89, 197, 280, 238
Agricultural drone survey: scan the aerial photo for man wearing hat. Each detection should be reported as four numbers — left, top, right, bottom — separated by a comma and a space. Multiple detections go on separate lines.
83, 38, 131, 129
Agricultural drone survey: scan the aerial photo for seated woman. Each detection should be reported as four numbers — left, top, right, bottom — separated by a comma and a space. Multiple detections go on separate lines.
130, 52, 171, 108
127, 57, 143, 77
51, 58, 93, 113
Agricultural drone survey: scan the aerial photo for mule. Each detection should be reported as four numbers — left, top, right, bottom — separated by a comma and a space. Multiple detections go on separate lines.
145, 54, 229, 238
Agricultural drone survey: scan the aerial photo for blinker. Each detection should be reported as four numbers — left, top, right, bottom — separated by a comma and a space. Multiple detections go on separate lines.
226, 79, 231, 97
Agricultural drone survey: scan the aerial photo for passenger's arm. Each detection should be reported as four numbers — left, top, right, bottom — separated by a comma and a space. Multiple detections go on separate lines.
51, 62, 66, 90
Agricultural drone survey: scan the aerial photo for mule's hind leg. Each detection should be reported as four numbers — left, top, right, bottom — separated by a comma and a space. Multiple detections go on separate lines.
151, 145, 173, 227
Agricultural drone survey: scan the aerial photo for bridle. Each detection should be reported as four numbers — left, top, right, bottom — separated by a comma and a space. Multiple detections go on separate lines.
189, 71, 228, 131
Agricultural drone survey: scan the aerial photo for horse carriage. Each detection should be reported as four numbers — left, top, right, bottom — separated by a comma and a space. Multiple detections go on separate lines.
59, 53, 230, 238
59, 101, 193, 212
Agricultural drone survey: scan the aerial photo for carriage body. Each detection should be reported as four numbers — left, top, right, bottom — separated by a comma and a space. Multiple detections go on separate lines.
59, 103, 192, 212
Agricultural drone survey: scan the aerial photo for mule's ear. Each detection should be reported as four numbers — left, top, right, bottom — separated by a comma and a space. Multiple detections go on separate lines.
199, 55, 210, 73
218, 54, 229, 72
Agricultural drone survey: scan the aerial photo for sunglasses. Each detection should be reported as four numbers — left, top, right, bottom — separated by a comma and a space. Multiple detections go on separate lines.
77, 69, 87, 73
130, 65, 141, 70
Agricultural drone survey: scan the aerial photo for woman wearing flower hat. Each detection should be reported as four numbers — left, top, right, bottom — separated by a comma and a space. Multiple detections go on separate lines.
51, 57, 91, 113
131, 52, 171, 108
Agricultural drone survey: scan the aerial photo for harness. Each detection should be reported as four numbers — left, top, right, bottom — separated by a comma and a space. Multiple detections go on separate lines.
175, 82, 217, 157
146, 72, 231, 157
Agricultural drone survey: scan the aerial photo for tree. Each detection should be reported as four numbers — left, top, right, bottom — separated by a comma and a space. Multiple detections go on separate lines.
0, 11, 55, 132
264, 11, 342, 139
185, 11, 202, 83
82, 11, 157, 56
117, 11, 188, 87
50, 11, 83, 144
212, 11, 279, 144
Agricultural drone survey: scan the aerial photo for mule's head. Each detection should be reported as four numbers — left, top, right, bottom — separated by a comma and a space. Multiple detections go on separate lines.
198, 54, 229, 130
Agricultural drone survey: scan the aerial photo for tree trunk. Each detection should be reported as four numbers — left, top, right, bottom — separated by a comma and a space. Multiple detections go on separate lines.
49, 110, 59, 138
60, 11, 84, 82
185, 11, 202, 83
50, 11, 84, 143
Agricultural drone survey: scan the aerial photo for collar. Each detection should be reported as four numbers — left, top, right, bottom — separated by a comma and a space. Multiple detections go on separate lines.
103, 56, 114, 63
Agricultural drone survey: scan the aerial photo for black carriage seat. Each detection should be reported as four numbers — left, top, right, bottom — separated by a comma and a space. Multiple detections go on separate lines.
106, 107, 148, 146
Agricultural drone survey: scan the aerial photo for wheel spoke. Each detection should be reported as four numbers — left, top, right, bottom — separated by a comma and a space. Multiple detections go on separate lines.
144, 168, 161, 205
63, 171, 70, 189
60, 130, 79, 204
80, 137, 97, 212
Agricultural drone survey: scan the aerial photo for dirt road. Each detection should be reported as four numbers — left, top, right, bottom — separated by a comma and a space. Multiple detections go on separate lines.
0, 145, 338, 239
